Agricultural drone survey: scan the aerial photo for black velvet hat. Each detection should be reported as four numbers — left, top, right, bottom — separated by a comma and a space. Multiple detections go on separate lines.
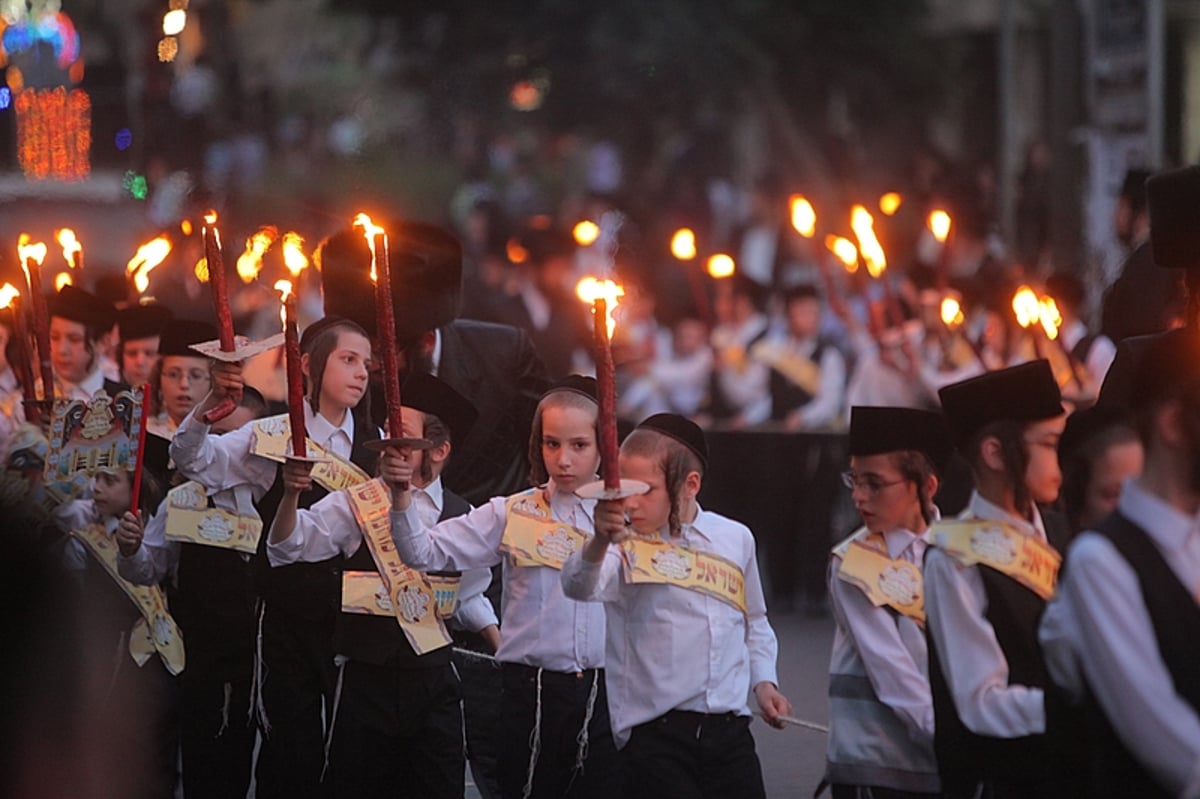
1147, 165, 1200, 269
317, 221, 463, 345
938, 360, 1064, 449
636, 412, 709, 469
848, 406, 954, 472
1128, 328, 1200, 409
50, 284, 116, 331
1057, 404, 1135, 465
543, 374, 598, 403
117, 303, 173, 342
158, 319, 217, 358
402, 372, 478, 448
298, 314, 367, 352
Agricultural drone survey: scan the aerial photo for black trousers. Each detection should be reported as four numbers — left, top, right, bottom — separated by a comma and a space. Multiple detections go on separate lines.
253, 601, 338, 799
328, 659, 464, 799
178, 642, 255, 799
498, 663, 622, 799
622, 710, 765, 799
455, 649, 504, 799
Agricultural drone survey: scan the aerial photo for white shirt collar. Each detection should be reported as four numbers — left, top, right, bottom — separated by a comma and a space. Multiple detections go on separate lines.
304, 397, 354, 448
414, 475, 445, 513
967, 490, 1045, 540
1118, 478, 1200, 553
430, 328, 443, 377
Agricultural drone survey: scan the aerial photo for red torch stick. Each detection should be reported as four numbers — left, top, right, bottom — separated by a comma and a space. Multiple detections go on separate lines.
593, 295, 620, 490
9, 294, 40, 423
282, 288, 306, 458
20, 247, 55, 402
201, 213, 241, 423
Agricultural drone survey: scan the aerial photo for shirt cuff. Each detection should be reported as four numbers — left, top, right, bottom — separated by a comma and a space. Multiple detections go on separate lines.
750, 662, 779, 691
266, 530, 305, 567
561, 552, 605, 601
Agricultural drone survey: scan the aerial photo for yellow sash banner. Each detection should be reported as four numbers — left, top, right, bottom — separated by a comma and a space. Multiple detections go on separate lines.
73, 524, 186, 675
164, 481, 263, 553
344, 478, 451, 654
620, 536, 747, 615
931, 519, 1061, 601
342, 570, 462, 619
500, 488, 590, 570
750, 339, 821, 396
249, 415, 371, 492
833, 530, 925, 624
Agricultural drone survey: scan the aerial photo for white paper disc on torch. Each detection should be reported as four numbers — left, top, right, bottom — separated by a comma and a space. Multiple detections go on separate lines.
363, 436, 435, 453
189, 333, 285, 362
575, 478, 650, 501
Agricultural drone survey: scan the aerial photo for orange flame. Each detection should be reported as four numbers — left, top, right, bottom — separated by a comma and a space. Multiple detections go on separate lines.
940, 296, 964, 328
353, 213, 385, 282
0, 283, 19, 309
54, 272, 73, 291
928, 210, 952, 243
180, 219, 194, 236
17, 233, 48, 268
126, 236, 173, 294
824, 235, 859, 273
789, 195, 816, 238
575, 277, 624, 338
706, 253, 736, 279
236, 226, 279, 284
573, 220, 600, 247
850, 206, 887, 278
194, 258, 209, 284
1038, 295, 1062, 340
879, 193, 902, 216
1011, 285, 1041, 329
670, 228, 697, 261
281, 232, 308, 278
274, 279, 293, 326
56, 228, 82, 268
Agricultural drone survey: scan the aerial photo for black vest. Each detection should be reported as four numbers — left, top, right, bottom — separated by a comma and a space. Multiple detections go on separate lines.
768, 339, 827, 420
926, 510, 1085, 787
333, 488, 471, 668
253, 408, 380, 623
1079, 512, 1200, 798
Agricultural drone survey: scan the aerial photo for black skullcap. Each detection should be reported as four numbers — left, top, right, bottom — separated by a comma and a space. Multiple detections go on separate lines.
849, 406, 954, 473
402, 372, 478, 448
782, 283, 821, 305
1147, 165, 1200, 269
1058, 404, 1136, 466
298, 315, 366, 353
158, 319, 217, 358
117, 303, 173, 342
938, 360, 1064, 449
636, 412, 709, 469
50, 284, 116, 331
543, 374, 598, 403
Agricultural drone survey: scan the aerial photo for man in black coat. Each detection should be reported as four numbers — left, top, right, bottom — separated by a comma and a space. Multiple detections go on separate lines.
318, 222, 546, 506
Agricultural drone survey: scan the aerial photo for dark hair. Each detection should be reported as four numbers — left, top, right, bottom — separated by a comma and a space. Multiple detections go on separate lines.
304, 319, 370, 416
887, 450, 940, 525
239, 385, 269, 418
620, 427, 705, 538
418, 411, 450, 484
527, 390, 599, 486
965, 419, 1033, 517
1059, 422, 1139, 532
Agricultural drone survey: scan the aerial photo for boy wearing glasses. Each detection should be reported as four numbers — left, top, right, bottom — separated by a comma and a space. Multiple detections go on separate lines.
824, 406, 953, 798
924, 360, 1083, 798
147, 319, 217, 440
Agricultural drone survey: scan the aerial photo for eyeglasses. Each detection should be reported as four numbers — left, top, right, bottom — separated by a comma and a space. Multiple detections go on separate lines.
161, 368, 211, 384
841, 471, 907, 495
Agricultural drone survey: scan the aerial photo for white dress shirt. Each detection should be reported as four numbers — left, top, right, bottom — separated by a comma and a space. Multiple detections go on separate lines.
559, 507, 779, 748
924, 492, 1049, 737
267, 476, 497, 633
55, 365, 107, 402
55, 498, 116, 572
711, 314, 771, 423
391, 480, 606, 672
1039, 479, 1200, 798
171, 398, 353, 494
828, 525, 935, 743
1060, 319, 1116, 396
757, 333, 846, 429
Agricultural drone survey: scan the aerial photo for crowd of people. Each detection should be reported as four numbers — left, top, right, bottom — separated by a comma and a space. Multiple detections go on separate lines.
0, 163, 1195, 799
